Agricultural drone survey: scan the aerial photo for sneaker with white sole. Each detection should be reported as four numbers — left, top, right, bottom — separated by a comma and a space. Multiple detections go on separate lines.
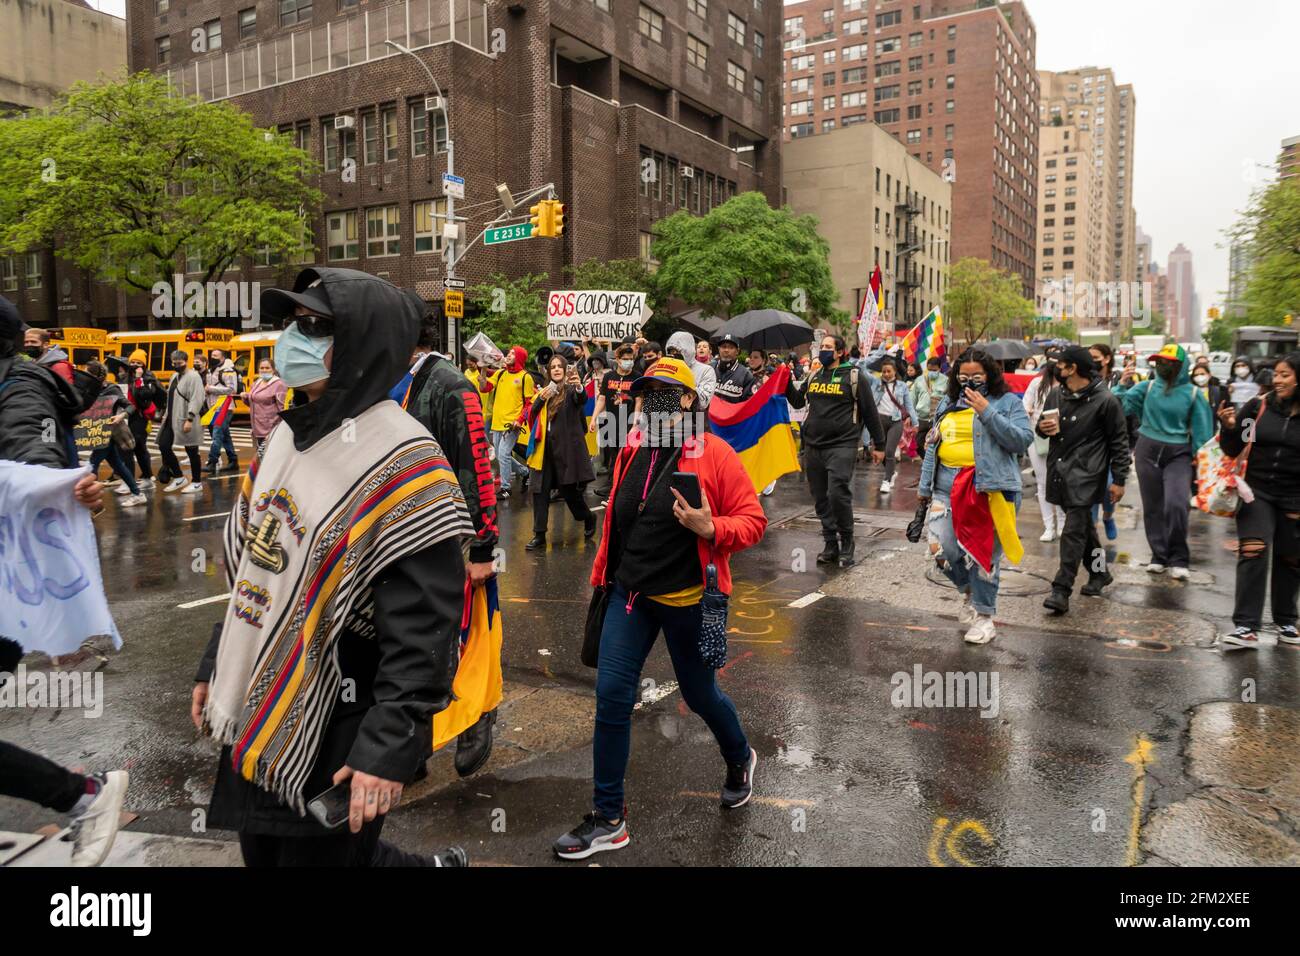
1038, 526, 1055, 543
1146, 562, 1166, 575
137, 478, 154, 490
164, 477, 187, 492
880, 479, 893, 493
721, 747, 757, 808
69, 770, 129, 866
762, 481, 776, 496
1276, 624, 1299, 645
1169, 566, 1190, 581
181, 482, 203, 494
121, 493, 147, 507
957, 593, 978, 626
553, 813, 630, 860
1220, 626, 1259, 649
113, 483, 132, 496
963, 615, 997, 644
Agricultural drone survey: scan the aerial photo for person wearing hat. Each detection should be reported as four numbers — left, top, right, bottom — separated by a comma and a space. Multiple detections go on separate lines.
711, 333, 757, 405
1122, 343, 1214, 580
553, 357, 766, 860
1037, 346, 1130, 614
590, 343, 640, 498
525, 351, 597, 551
121, 349, 162, 488
157, 350, 206, 493
479, 345, 536, 500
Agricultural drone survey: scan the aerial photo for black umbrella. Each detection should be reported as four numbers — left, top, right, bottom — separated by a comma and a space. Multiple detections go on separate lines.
713, 309, 815, 351
980, 339, 1032, 361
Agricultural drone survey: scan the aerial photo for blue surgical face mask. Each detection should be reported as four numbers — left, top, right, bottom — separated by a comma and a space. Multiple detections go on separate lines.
818, 349, 835, 366
275, 322, 333, 388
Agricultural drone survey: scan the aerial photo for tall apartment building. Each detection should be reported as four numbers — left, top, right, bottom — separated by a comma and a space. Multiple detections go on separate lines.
1166, 242, 1196, 341
14, 0, 785, 334
0, 0, 126, 325
1038, 67, 1137, 297
1226, 239, 1253, 320
1281, 134, 1299, 180
1033, 113, 1100, 319
780, 0, 1039, 299
1134, 225, 1151, 289
784, 121, 950, 330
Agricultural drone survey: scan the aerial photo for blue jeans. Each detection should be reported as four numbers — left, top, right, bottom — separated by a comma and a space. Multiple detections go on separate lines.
927, 464, 1020, 616
492, 428, 519, 488
206, 421, 237, 468
90, 445, 139, 495
593, 585, 750, 820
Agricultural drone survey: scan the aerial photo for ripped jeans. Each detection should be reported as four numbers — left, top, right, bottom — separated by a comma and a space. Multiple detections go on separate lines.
926, 464, 1019, 616
1233, 493, 1300, 631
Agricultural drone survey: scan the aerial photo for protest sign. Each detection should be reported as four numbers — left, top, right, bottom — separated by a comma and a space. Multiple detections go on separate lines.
73, 390, 119, 452
546, 291, 649, 341
0, 461, 121, 656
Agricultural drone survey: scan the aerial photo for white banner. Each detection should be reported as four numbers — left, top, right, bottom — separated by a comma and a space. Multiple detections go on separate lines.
0, 461, 121, 657
546, 290, 649, 341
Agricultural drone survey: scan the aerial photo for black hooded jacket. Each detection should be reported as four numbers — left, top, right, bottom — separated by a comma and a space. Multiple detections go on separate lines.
0, 353, 97, 467
196, 268, 468, 835
1040, 375, 1131, 508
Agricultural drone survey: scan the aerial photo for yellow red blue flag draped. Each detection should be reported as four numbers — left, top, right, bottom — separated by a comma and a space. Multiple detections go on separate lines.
433, 577, 504, 750
707, 363, 800, 493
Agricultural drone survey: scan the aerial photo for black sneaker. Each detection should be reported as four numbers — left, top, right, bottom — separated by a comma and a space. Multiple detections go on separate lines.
816, 542, 839, 565
553, 813, 629, 860
721, 747, 757, 808
454, 709, 496, 778
1080, 571, 1113, 597
433, 846, 469, 867
1043, 588, 1070, 614
526, 534, 546, 551
1220, 626, 1259, 649
837, 539, 856, 569
1278, 624, 1300, 645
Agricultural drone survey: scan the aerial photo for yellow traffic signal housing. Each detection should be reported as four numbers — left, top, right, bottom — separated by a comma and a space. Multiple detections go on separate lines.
550, 200, 566, 239
529, 202, 547, 238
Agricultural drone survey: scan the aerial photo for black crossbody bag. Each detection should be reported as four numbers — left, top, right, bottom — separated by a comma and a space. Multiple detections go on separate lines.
581, 445, 684, 668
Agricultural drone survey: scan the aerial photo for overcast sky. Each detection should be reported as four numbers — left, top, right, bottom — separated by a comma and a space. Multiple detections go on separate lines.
91, 0, 1296, 314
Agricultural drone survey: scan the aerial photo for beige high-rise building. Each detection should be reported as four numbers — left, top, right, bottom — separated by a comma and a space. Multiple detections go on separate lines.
785, 122, 951, 334
1037, 67, 1138, 325
1034, 119, 1101, 319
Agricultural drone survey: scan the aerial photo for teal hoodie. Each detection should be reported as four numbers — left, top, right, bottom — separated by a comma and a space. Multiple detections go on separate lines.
1122, 346, 1214, 450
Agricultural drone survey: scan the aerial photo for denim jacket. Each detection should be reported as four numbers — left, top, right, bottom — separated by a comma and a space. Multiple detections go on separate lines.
919, 390, 1033, 497
870, 376, 919, 426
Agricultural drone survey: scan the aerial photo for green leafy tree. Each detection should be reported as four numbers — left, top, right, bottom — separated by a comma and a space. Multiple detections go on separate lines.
1227, 176, 1300, 325
1204, 317, 1234, 352
651, 191, 844, 327
465, 272, 550, 356
564, 257, 672, 342
942, 256, 1036, 346
0, 72, 320, 298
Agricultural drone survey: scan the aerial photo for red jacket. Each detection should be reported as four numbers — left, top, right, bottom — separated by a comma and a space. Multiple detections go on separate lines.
590, 429, 767, 595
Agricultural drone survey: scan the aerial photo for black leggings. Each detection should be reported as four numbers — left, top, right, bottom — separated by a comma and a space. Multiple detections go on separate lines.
158, 421, 202, 483
128, 415, 153, 479
0, 740, 86, 812
532, 456, 593, 535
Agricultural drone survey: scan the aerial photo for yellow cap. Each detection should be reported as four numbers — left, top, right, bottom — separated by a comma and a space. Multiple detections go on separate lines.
630, 356, 697, 394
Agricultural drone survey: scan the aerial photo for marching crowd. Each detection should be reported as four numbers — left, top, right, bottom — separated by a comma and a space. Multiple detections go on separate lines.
1, 270, 1298, 868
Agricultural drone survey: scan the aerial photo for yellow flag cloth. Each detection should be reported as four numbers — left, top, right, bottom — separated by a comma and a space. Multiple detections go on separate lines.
433, 578, 505, 750
986, 491, 1024, 566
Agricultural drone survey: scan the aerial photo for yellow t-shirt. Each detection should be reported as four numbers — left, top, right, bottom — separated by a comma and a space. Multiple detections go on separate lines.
649, 584, 705, 607
937, 408, 976, 468
487, 369, 535, 431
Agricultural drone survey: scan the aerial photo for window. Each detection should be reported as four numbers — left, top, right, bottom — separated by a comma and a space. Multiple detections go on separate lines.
728, 13, 745, 45
875, 61, 901, 78
0, 257, 14, 291
156, 0, 169, 13
324, 118, 355, 171
822, 72, 835, 86
875, 37, 901, 54
823, 49, 836, 63
789, 77, 811, 94
238, 7, 256, 40
279, 0, 311, 27
946, 49, 955, 64
841, 114, 867, 127
362, 111, 379, 165
789, 123, 814, 138
327, 211, 358, 260
666, 158, 677, 205
906, 129, 921, 145
753, 31, 763, 57
907, 104, 921, 120
842, 91, 867, 108
947, 24, 956, 39
845, 17, 868, 33
411, 102, 448, 156
366, 206, 400, 257
727, 62, 746, 92
842, 67, 866, 84
789, 100, 812, 116
876, 9, 901, 27
413, 199, 446, 253
638, 5, 664, 43
185, 246, 203, 274
638, 147, 653, 196
204, 18, 222, 51
822, 95, 835, 111
789, 53, 812, 71
24, 253, 42, 289
156, 36, 170, 65
842, 44, 866, 61
908, 56, 923, 72
944, 124, 953, 140
946, 99, 955, 113
687, 0, 706, 16
687, 35, 708, 69
909, 31, 923, 47
754, 77, 765, 105
874, 84, 900, 102
946, 75, 955, 89
873, 108, 899, 124
382, 108, 398, 161
783, 15, 802, 34
822, 119, 835, 132
907, 80, 921, 96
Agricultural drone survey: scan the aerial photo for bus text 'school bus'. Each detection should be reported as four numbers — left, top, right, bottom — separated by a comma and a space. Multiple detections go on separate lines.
110, 327, 241, 407
47, 327, 114, 369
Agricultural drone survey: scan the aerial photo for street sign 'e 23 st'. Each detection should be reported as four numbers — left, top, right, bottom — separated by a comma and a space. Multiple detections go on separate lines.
484, 223, 532, 245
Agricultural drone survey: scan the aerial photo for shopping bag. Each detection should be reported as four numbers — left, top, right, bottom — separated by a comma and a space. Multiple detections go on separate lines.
1194, 435, 1254, 517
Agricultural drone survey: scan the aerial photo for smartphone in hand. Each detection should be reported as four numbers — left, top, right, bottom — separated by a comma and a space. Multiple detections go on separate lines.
307, 781, 352, 830
671, 471, 703, 510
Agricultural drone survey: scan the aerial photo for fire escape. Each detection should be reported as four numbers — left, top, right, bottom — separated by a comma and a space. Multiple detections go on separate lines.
894, 193, 924, 329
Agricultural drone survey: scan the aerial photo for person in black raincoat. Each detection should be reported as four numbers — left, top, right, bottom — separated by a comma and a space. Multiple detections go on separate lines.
526, 352, 597, 551
190, 267, 472, 867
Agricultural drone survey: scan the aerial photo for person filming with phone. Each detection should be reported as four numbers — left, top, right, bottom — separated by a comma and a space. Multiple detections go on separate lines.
526, 353, 598, 551
553, 357, 766, 860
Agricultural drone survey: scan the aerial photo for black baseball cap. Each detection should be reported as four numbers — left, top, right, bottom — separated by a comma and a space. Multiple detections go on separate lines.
1058, 345, 1097, 376
260, 274, 334, 321
716, 333, 740, 347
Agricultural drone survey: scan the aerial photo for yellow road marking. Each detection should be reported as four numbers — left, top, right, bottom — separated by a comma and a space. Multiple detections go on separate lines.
1124, 734, 1155, 866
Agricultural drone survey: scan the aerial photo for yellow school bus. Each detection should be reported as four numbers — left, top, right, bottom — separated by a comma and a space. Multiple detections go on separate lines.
47, 327, 114, 369
229, 330, 282, 414
109, 327, 237, 396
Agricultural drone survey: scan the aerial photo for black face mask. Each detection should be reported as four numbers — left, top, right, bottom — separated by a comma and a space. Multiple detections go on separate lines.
23, 345, 42, 359
1156, 362, 1178, 382
1054, 365, 1070, 383
642, 387, 684, 418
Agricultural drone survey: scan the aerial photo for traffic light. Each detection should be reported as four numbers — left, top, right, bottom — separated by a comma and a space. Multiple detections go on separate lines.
550, 200, 565, 239
529, 202, 546, 238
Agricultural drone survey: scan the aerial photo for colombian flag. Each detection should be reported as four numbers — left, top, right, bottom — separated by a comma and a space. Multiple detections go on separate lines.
950, 466, 1023, 574
201, 395, 233, 430
433, 577, 504, 750
708, 364, 800, 493
899, 308, 947, 371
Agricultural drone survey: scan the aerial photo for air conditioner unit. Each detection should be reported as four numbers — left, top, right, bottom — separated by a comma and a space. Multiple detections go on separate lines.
681, 166, 695, 179
334, 115, 355, 130
425, 96, 445, 115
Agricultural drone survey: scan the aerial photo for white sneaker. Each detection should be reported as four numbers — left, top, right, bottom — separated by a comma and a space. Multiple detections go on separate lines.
121, 493, 147, 507
69, 770, 128, 867
762, 481, 776, 496
137, 478, 154, 490
164, 477, 187, 492
181, 482, 203, 494
1039, 526, 1055, 542
957, 593, 978, 626
880, 479, 893, 493
113, 483, 131, 496
1146, 562, 1166, 575
963, 615, 997, 644
1169, 566, 1190, 581
1219, 626, 1259, 649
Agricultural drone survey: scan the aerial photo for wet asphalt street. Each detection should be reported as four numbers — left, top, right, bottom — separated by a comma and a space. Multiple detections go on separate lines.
2, 430, 1298, 866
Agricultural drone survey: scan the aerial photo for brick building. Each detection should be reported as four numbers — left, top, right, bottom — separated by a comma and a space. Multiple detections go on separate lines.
11, 0, 784, 339
780, 0, 1039, 300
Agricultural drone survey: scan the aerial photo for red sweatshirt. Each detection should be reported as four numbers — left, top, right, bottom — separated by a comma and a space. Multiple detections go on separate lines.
589, 429, 767, 595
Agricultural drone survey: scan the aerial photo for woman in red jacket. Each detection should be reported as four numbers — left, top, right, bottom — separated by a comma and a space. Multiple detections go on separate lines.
553, 358, 767, 860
